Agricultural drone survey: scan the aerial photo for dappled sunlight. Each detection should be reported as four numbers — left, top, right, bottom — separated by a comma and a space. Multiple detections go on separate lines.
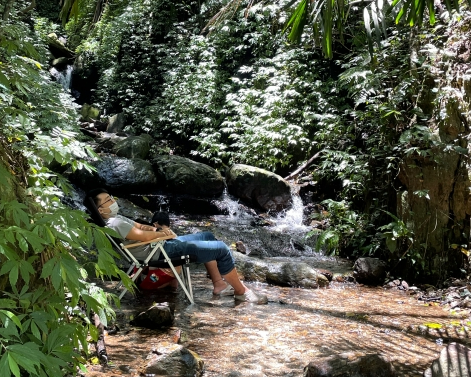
84, 267, 463, 377
170, 270, 456, 376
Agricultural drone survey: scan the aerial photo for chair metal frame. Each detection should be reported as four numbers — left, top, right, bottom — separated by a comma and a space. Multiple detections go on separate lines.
112, 231, 194, 303
83, 196, 194, 303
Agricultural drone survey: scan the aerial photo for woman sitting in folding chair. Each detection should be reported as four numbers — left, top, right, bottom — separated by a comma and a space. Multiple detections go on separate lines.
85, 188, 268, 304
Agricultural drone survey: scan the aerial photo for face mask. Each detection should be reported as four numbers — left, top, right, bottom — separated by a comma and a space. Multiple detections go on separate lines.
107, 202, 119, 217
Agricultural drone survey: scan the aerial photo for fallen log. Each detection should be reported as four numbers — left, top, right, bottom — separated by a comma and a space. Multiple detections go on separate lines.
284, 151, 322, 181
93, 313, 108, 364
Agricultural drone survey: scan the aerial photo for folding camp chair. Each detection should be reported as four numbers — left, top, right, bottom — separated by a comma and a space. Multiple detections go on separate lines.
112, 231, 195, 303
83, 196, 195, 304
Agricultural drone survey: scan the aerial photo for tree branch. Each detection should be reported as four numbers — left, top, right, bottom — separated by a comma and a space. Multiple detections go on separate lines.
284, 151, 322, 181
19, 0, 36, 15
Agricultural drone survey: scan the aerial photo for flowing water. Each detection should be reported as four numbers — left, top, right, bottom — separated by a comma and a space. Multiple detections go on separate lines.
50, 65, 73, 91
83, 192, 467, 377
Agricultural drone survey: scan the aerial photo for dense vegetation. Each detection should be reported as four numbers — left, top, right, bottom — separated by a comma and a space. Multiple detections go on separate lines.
1, 0, 470, 375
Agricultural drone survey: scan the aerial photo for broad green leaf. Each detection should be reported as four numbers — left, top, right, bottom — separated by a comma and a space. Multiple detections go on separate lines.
7, 353, 20, 377
0, 310, 22, 329
0, 71, 10, 89
0, 352, 11, 377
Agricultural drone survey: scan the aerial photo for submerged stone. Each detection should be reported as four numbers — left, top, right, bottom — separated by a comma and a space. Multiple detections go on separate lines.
233, 251, 329, 288
145, 343, 204, 376
304, 352, 396, 377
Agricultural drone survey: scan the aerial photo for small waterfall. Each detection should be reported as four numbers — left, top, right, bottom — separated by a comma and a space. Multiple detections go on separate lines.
214, 189, 253, 224
271, 193, 309, 232
50, 65, 73, 91
215, 188, 310, 232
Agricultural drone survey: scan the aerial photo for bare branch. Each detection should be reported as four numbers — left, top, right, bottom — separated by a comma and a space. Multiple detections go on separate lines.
284, 151, 322, 181
19, 0, 36, 15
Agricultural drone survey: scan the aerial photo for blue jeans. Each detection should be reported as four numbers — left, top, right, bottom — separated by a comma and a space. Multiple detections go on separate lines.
162, 232, 235, 275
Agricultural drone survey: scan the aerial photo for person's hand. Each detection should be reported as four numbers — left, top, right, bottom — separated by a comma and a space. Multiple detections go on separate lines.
162, 228, 173, 237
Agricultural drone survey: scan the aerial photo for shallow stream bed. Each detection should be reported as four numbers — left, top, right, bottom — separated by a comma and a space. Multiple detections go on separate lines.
84, 267, 470, 377
83, 213, 470, 377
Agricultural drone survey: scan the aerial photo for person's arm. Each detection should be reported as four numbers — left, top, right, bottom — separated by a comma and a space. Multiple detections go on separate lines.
134, 222, 159, 232
126, 225, 173, 242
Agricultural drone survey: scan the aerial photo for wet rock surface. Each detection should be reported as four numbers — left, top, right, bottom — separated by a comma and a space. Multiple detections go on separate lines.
353, 257, 388, 284
145, 343, 204, 376
70, 155, 157, 193
226, 164, 292, 212
151, 155, 225, 197
113, 134, 153, 159
304, 352, 396, 377
233, 252, 330, 288
130, 302, 175, 329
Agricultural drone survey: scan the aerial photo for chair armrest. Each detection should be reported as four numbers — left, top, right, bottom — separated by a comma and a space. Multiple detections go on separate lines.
122, 230, 177, 249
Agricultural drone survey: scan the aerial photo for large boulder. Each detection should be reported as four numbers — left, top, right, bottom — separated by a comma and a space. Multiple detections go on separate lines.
233, 252, 329, 288
70, 155, 157, 193
107, 112, 126, 134
424, 342, 471, 377
131, 302, 174, 329
353, 257, 388, 285
113, 134, 153, 159
304, 352, 396, 377
80, 103, 100, 122
226, 164, 292, 212
145, 343, 204, 377
151, 155, 224, 197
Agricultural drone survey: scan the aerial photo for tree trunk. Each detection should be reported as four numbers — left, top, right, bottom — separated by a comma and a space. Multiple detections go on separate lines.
2, 0, 16, 21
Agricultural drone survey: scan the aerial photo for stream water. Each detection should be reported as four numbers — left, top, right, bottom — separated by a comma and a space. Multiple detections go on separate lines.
82, 192, 466, 377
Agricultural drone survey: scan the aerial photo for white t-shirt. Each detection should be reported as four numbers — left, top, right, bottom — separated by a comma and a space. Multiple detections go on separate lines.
106, 215, 152, 259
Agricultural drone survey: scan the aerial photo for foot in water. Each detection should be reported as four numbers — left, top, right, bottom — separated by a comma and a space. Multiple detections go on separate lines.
213, 282, 234, 295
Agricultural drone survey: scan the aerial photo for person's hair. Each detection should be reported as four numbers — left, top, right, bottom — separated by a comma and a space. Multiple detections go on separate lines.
83, 188, 109, 226
85, 188, 109, 207
152, 211, 170, 227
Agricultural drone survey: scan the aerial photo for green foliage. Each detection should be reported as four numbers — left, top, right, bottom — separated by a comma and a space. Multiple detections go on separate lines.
280, 0, 466, 58
309, 199, 381, 256
0, 5, 134, 376
378, 210, 414, 253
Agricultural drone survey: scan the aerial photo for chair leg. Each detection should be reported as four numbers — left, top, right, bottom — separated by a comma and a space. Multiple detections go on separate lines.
182, 265, 194, 302
118, 266, 144, 299
115, 264, 135, 290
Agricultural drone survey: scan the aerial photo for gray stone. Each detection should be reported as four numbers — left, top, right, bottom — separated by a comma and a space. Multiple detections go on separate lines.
80, 103, 100, 122
424, 342, 471, 377
152, 155, 224, 197
131, 302, 174, 329
233, 252, 329, 288
95, 132, 126, 152
51, 57, 69, 68
226, 164, 292, 212
304, 352, 396, 377
107, 113, 126, 133
353, 257, 388, 285
145, 343, 204, 376
113, 134, 153, 159
70, 155, 157, 193
116, 197, 153, 223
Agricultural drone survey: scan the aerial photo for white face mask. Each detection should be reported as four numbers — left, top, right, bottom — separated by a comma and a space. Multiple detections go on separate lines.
107, 202, 119, 217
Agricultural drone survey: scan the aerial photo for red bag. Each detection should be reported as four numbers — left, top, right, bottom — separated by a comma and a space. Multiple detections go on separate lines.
133, 267, 177, 290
